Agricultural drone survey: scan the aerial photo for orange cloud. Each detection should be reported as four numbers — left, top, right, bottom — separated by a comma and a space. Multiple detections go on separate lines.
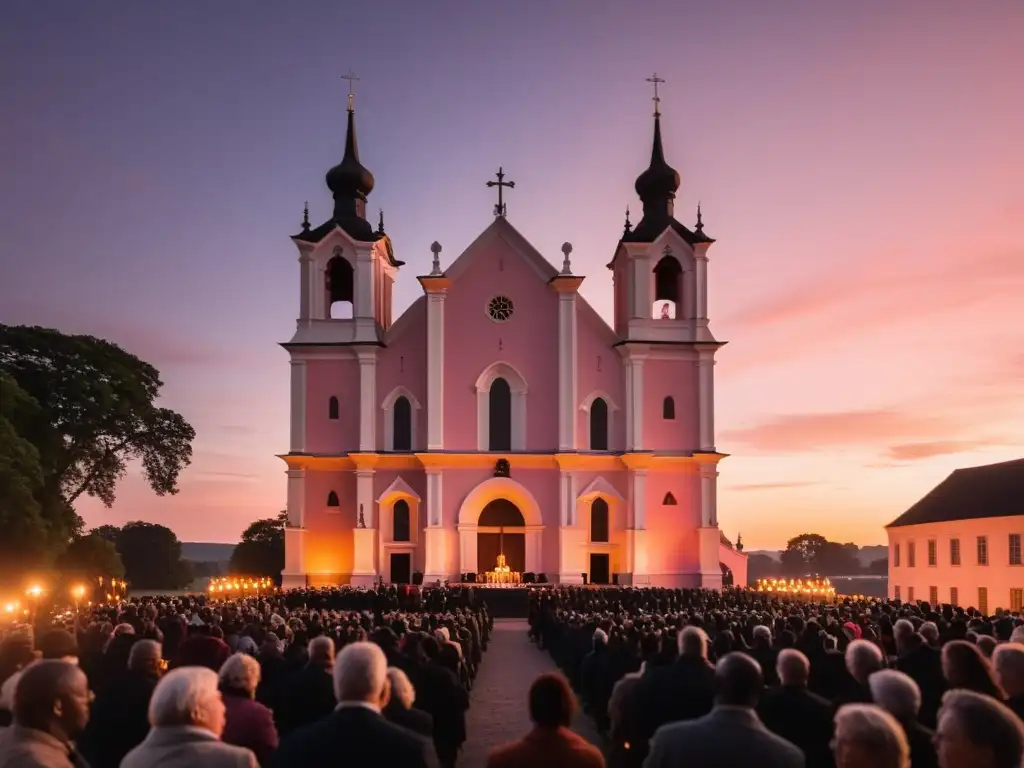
726, 481, 819, 492
885, 439, 1008, 461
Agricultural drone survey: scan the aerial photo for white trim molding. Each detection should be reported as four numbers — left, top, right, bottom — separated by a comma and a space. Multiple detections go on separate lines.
380, 386, 422, 452
579, 390, 620, 452
425, 291, 447, 450
289, 360, 307, 453
475, 361, 528, 451
557, 292, 578, 451
376, 476, 421, 505
577, 476, 625, 502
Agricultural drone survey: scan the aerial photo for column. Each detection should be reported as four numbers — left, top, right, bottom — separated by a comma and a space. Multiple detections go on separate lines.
356, 470, 375, 528
298, 251, 313, 320
699, 464, 718, 527
351, 469, 377, 584
426, 292, 446, 449
558, 471, 584, 583
357, 350, 377, 451
631, 257, 650, 319
694, 251, 708, 321
629, 470, 648, 530
424, 470, 448, 581
697, 352, 715, 452
557, 292, 578, 451
426, 470, 443, 527
354, 245, 375, 320
624, 357, 645, 451
289, 360, 307, 453
286, 469, 306, 528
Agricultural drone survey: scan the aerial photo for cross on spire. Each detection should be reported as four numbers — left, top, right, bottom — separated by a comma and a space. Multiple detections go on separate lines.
342, 69, 359, 112
486, 167, 515, 217
646, 72, 666, 116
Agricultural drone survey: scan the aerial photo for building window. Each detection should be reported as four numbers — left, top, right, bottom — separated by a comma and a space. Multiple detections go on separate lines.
894, 586, 900, 601
977, 536, 989, 566
590, 498, 609, 543
589, 398, 609, 451
663, 396, 675, 420
978, 587, 988, 615
927, 540, 937, 566
893, 543, 900, 567
326, 491, 339, 507
950, 587, 958, 606
663, 492, 677, 505
392, 396, 412, 451
1012, 589, 1024, 612
908, 542, 916, 568
908, 586, 915, 602
929, 586, 938, 605
328, 396, 339, 420
1010, 534, 1022, 566
950, 538, 961, 566
393, 500, 410, 542
488, 378, 512, 451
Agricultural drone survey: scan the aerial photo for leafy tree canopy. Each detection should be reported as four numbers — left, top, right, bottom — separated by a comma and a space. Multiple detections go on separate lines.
56, 533, 125, 580
780, 533, 873, 576
229, 510, 288, 582
115, 521, 192, 590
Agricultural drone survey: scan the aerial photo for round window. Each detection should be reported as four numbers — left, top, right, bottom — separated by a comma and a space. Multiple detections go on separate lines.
487, 295, 514, 322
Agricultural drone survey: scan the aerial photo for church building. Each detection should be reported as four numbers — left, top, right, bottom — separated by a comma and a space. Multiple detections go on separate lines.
280, 84, 746, 589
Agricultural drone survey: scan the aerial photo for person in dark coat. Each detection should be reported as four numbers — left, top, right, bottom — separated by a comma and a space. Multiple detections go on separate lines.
219, 652, 279, 766
272, 642, 437, 768
276, 635, 336, 734
384, 667, 434, 739
758, 649, 835, 768
77, 639, 162, 768
868, 669, 938, 768
893, 621, 946, 728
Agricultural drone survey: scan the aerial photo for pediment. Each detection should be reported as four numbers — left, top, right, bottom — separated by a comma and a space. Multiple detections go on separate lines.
376, 476, 420, 504
577, 476, 625, 502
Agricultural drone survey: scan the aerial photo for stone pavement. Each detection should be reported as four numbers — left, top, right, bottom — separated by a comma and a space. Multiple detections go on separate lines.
459, 619, 603, 767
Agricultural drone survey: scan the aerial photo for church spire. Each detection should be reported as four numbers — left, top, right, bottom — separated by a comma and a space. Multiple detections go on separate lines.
324, 71, 375, 241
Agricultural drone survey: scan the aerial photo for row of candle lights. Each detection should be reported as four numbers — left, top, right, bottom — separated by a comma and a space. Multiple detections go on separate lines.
208, 577, 275, 593
754, 577, 837, 598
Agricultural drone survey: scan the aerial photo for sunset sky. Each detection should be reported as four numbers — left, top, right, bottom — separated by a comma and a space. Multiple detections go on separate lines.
2, 2, 1022, 549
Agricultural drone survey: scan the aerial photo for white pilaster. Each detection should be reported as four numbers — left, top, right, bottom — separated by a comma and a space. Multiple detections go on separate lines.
629, 470, 648, 529
298, 250, 313, 320
557, 293, 578, 451
289, 360, 307, 453
694, 251, 708, 321
426, 470, 443, 526
426, 292, 446, 449
354, 243, 375, 320
699, 464, 718, 526
356, 470, 376, 527
631, 257, 649, 319
559, 471, 577, 526
697, 351, 715, 452
357, 350, 377, 451
286, 469, 306, 528
624, 357, 645, 451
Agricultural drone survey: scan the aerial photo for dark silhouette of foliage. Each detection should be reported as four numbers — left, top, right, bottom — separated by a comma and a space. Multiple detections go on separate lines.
116, 521, 192, 590
229, 511, 288, 582
57, 533, 125, 580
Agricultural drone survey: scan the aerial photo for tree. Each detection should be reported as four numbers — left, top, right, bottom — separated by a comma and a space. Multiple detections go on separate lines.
815, 542, 862, 576
780, 533, 829, 575
867, 556, 889, 575
90, 525, 121, 544
56, 533, 125, 580
116, 521, 192, 590
0, 324, 195, 521
229, 510, 288, 582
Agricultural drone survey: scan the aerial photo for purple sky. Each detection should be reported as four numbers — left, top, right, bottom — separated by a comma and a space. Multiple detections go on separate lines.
2, 1, 1022, 548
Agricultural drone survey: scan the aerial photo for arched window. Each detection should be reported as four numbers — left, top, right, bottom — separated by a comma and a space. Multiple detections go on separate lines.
589, 398, 609, 451
393, 396, 412, 451
328, 396, 339, 420
393, 500, 410, 542
327, 491, 340, 507
590, 498, 609, 542
662, 396, 675, 420
327, 256, 354, 319
489, 377, 512, 451
653, 255, 683, 319
663, 492, 677, 506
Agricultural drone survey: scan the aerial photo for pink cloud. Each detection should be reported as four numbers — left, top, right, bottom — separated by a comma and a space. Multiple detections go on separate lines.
885, 439, 1008, 461
726, 481, 819, 492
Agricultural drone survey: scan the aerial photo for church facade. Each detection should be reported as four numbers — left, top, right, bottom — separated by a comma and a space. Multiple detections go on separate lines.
280, 91, 746, 589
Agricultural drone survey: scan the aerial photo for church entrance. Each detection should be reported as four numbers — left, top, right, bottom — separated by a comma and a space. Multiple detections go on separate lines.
589, 553, 610, 585
389, 553, 411, 585
476, 499, 526, 575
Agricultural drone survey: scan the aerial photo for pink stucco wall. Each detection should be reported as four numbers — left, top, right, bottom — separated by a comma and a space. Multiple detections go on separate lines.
576, 302, 626, 450
376, 299, 428, 451
888, 517, 1024, 611
305, 360, 360, 453
645, 470, 703, 577
303, 470, 357, 577
441, 232, 560, 451
642, 358, 698, 451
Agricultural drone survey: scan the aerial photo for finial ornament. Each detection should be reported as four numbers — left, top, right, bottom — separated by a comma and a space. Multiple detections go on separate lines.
486, 167, 515, 217
646, 72, 666, 117
377, 208, 385, 235
695, 201, 704, 232
430, 241, 443, 275
623, 205, 632, 236
560, 242, 573, 275
342, 69, 360, 112
302, 201, 310, 231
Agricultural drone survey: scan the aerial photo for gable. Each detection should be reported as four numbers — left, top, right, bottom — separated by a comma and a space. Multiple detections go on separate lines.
445, 217, 559, 284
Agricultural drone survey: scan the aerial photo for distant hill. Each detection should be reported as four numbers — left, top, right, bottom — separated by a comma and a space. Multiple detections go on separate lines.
747, 545, 887, 568
180, 542, 235, 564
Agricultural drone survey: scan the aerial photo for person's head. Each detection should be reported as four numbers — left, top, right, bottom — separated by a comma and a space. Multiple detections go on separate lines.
218, 653, 261, 698
992, 643, 1024, 698
387, 667, 416, 709
936, 689, 1024, 768
334, 641, 389, 709
752, 625, 772, 645
942, 640, 1004, 696
13, 660, 91, 742
128, 640, 162, 676
977, 636, 997, 659
714, 652, 763, 708
893, 619, 915, 651
869, 669, 922, 724
148, 667, 226, 737
592, 628, 608, 650
38, 630, 78, 665
833, 703, 910, 768
528, 672, 576, 729
846, 639, 884, 684
776, 648, 810, 687
920, 622, 940, 647
677, 625, 709, 659
308, 636, 335, 670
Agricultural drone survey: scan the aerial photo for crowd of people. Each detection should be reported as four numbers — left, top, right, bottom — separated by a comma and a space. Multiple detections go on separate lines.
2, 583, 1024, 767
532, 586, 1024, 768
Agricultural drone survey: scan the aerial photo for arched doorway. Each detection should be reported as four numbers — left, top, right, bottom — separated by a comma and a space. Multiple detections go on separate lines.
476, 499, 526, 575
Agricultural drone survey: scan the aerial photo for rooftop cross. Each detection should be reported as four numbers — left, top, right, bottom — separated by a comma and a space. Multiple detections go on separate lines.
646, 72, 666, 116
342, 70, 359, 112
486, 167, 515, 217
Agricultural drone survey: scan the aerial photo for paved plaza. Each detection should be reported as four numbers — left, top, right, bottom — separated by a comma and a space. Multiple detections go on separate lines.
460, 619, 603, 766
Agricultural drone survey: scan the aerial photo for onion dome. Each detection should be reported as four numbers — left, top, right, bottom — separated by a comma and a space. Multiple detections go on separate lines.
324, 104, 375, 241
634, 114, 680, 209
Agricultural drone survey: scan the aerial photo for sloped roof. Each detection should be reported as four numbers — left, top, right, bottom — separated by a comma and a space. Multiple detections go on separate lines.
886, 457, 1024, 528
